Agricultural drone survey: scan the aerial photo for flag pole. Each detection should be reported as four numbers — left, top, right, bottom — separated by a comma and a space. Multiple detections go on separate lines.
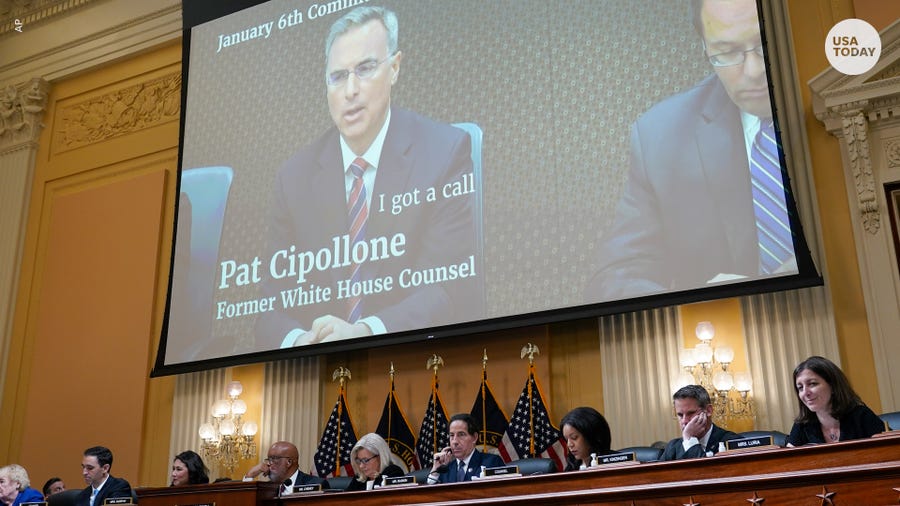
388, 362, 395, 441
521, 343, 540, 458
481, 349, 488, 454
332, 366, 352, 477
426, 354, 444, 456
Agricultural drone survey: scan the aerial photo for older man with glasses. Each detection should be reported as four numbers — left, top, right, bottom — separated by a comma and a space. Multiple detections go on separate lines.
586, 0, 796, 301
243, 441, 325, 492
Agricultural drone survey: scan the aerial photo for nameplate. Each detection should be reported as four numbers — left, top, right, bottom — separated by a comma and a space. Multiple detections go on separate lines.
291, 484, 322, 494
725, 435, 774, 452
483, 465, 519, 477
382, 475, 416, 487
597, 452, 638, 466
104, 499, 134, 505
21, 502, 47, 506
175, 503, 214, 506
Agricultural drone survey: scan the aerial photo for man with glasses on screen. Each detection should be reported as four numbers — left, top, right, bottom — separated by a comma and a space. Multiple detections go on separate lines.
243, 441, 325, 491
256, 6, 480, 350
585, 0, 796, 301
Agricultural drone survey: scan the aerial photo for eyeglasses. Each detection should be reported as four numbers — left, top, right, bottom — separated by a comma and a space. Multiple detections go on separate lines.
706, 45, 764, 67
326, 53, 396, 87
264, 456, 290, 465
354, 454, 379, 465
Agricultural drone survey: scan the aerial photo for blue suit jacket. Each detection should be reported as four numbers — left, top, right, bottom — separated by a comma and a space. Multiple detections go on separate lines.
438, 449, 505, 483
586, 74, 760, 300
661, 424, 739, 461
256, 108, 482, 349
75, 476, 132, 506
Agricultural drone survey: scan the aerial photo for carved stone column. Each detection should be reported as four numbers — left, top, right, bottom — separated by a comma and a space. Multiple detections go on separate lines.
811, 19, 900, 410
0, 77, 49, 392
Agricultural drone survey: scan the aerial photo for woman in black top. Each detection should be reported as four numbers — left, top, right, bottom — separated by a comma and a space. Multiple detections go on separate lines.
345, 433, 404, 491
560, 406, 612, 471
787, 356, 884, 446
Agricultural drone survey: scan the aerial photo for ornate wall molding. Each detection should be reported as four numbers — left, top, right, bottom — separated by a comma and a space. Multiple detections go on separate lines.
886, 137, 900, 168
52, 71, 180, 153
0, 0, 96, 37
0, 77, 48, 152
840, 109, 879, 234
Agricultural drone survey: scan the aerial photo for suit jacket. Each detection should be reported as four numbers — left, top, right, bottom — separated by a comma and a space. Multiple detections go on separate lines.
586, 74, 760, 301
787, 403, 885, 446
661, 423, 738, 461
75, 476, 132, 506
256, 107, 482, 349
438, 449, 505, 483
8, 486, 43, 506
344, 463, 404, 491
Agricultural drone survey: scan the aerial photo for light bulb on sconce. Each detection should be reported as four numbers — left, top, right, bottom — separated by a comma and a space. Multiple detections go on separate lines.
198, 380, 258, 475
678, 321, 755, 423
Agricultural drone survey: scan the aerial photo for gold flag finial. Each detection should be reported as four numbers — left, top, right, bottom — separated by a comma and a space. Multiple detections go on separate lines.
389, 361, 395, 380
482, 349, 488, 371
520, 343, 540, 365
332, 366, 352, 387
426, 354, 444, 375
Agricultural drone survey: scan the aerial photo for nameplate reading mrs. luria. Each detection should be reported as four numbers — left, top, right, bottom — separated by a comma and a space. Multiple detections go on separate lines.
598, 452, 637, 465
103, 498, 134, 505
725, 435, 774, 451
292, 484, 322, 493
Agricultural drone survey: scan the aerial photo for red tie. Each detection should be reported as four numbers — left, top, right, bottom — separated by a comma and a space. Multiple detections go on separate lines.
347, 157, 369, 322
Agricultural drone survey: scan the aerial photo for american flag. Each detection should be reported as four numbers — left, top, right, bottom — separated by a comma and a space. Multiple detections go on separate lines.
375, 376, 420, 472
313, 385, 358, 478
415, 376, 449, 468
470, 369, 509, 459
499, 366, 566, 471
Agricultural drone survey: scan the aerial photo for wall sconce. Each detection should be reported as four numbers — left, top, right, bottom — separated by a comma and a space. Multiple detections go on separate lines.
198, 380, 258, 475
677, 322, 755, 422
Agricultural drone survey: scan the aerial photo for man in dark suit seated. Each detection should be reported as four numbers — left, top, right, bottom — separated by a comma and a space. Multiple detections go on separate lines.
255, 5, 481, 351
242, 441, 325, 493
75, 446, 132, 506
662, 385, 738, 460
585, 0, 795, 301
426, 414, 504, 484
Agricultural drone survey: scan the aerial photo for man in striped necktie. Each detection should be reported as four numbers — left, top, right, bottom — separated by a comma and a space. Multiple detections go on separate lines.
256, 6, 481, 351
586, 0, 799, 301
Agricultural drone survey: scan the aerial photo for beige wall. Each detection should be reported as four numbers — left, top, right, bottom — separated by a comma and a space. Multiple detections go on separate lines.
2, 0, 898, 489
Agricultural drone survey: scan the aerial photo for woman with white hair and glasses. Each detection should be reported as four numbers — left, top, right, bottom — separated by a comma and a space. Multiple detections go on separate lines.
345, 433, 404, 491
0, 464, 43, 506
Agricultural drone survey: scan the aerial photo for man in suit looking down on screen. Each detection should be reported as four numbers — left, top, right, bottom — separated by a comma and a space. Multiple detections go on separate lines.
426, 413, 505, 484
75, 446, 132, 506
662, 385, 738, 460
256, 5, 480, 351
585, 0, 797, 301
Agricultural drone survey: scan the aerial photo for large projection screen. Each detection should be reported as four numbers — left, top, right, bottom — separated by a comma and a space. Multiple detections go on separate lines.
154, 0, 821, 375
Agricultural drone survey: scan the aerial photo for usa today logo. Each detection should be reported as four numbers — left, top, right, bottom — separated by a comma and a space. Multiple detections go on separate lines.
826, 19, 881, 75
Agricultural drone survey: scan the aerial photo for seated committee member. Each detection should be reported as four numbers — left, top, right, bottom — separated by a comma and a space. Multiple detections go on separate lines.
427, 414, 505, 484
76, 446, 132, 506
243, 441, 325, 492
255, 5, 481, 350
560, 406, 613, 471
585, 0, 793, 301
170, 450, 210, 486
0, 464, 43, 506
787, 356, 885, 446
42, 477, 65, 498
662, 385, 738, 461
345, 433, 404, 491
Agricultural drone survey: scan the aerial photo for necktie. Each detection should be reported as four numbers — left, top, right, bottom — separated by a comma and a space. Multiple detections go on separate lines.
90, 488, 98, 506
347, 157, 369, 322
750, 121, 792, 274
457, 460, 466, 482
